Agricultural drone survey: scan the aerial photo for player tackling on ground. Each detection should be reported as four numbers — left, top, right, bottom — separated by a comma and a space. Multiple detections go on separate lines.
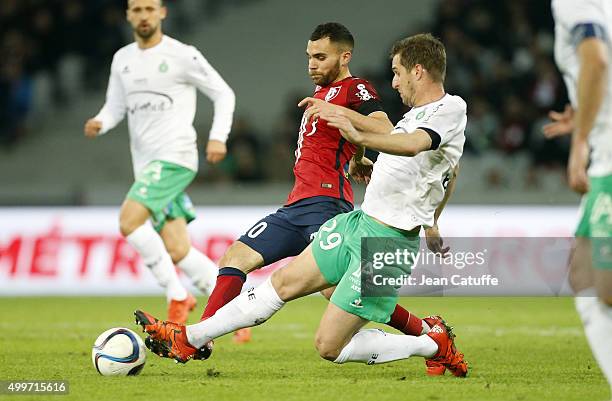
84, 0, 235, 324
136, 33, 468, 376
544, 0, 612, 395
188, 22, 450, 369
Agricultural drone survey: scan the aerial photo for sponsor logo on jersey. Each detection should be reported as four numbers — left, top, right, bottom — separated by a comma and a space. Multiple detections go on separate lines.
325, 86, 342, 102
355, 83, 373, 101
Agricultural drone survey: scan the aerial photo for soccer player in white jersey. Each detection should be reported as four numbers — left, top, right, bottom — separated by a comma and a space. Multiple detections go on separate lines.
543, 0, 612, 395
83, 0, 235, 324
135, 33, 468, 376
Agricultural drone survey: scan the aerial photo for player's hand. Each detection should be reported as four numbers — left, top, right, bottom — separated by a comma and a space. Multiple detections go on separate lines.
543, 104, 574, 139
349, 156, 373, 184
425, 225, 450, 257
84, 119, 102, 138
298, 97, 344, 121
567, 139, 590, 194
321, 112, 363, 145
206, 139, 227, 164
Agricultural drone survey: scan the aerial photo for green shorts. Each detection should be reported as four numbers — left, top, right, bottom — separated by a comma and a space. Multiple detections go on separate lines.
575, 175, 612, 270
312, 210, 419, 323
127, 160, 197, 232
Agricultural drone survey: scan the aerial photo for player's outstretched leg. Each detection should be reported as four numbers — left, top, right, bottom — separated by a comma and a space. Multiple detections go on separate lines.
135, 245, 330, 363
316, 303, 467, 377
120, 199, 195, 324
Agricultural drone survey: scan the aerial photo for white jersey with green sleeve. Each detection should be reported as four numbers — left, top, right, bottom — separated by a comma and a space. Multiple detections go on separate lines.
360, 94, 467, 231
552, 0, 612, 177
94, 35, 235, 176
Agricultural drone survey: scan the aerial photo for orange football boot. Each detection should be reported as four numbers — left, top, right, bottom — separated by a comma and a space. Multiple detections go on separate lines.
233, 328, 252, 344
134, 310, 200, 363
422, 316, 447, 375
167, 293, 197, 324
425, 317, 468, 377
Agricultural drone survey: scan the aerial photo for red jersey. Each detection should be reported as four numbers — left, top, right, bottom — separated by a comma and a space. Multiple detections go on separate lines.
286, 77, 383, 206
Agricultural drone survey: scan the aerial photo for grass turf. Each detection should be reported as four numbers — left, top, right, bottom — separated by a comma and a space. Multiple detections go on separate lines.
0, 296, 608, 401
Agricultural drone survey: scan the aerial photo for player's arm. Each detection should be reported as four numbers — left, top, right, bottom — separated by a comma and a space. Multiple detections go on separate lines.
568, 26, 609, 193
85, 56, 127, 138
323, 111, 435, 156
425, 165, 459, 256
574, 36, 609, 144
185, 47, 236, 163
298, 97, 393, 134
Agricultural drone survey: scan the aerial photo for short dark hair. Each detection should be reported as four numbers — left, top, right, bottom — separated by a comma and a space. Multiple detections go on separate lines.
310, 22, 354, 51
390, 33, 446, 83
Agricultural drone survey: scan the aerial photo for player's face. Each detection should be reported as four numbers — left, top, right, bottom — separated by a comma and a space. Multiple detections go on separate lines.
126, 0, 166, 40
391, 54, 416, 107
306, 38, 350, 86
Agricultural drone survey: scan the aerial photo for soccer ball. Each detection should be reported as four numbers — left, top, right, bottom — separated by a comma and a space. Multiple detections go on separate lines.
92, 328, 146, 376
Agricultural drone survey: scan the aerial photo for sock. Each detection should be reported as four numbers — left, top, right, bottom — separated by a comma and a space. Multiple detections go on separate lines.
126, 224, 187, 302
387, 304, 429, 335
200, 267, 246, 321
333, 329, 438, 364
177, 247, 218, 296
576, 288, 612, 394
187, 277, 284, 348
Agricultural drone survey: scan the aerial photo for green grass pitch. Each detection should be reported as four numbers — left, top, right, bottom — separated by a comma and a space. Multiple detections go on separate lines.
0, 296, 608, 401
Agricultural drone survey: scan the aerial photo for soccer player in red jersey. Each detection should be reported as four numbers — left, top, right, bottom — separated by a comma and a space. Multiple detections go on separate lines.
191, 23, 437, 364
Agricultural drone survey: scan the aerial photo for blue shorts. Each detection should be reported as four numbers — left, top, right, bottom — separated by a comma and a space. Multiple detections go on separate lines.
238, 196, 353, 265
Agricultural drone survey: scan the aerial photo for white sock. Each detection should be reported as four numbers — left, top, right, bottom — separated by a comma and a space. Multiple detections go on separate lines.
576, 288, 612, 394
186, 277, 284, 348
177, 247, 217, 296
126, 224, 187, 302
333, 328, 438, 364
421, 320, 431, 334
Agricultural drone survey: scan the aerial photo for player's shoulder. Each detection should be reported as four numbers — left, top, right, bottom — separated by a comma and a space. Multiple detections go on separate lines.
112, 42, 138, 60
552, 0, 608, 27
345, 76, 377, 89
163, 35, 204, 58
442, 94, 467, 115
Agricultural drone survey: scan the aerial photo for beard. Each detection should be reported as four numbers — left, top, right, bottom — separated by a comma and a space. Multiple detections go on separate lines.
310, 62, 341, 87
135, 24, 157, 40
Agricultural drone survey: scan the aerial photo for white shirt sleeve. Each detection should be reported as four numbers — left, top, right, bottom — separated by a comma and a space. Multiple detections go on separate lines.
94, 54, 127, 135
554, 0, 608, 42
184, 46, 235, 143
415, 100, 467, 146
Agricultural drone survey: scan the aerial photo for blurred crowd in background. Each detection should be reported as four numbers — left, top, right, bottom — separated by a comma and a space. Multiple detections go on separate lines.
0, 0, 127, 147
2, 0, 571, 189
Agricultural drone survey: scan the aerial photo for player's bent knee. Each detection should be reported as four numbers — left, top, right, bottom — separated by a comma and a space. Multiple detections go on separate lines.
167, 243, 190, 264
218, 241, 263, 273
314, 336, 341, 361
119, 218, 140, 237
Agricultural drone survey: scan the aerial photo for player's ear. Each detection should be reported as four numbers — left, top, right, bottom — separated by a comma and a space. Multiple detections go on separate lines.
341, 51, 352, 67
413, 64, 424, 81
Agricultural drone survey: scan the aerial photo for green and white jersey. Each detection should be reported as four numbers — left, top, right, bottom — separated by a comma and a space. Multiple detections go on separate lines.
94, 35, 235, 176
552, 0, 612, 177
361, 94, 467, 231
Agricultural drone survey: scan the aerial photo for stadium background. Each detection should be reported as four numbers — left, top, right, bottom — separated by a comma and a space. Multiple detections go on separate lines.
0, 0, 579, 295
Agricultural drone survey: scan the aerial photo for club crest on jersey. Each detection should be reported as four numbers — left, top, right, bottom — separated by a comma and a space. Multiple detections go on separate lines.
325, 86, 342, 102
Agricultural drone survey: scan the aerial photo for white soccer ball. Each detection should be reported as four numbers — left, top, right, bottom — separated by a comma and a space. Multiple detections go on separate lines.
92, 327, 146, 376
